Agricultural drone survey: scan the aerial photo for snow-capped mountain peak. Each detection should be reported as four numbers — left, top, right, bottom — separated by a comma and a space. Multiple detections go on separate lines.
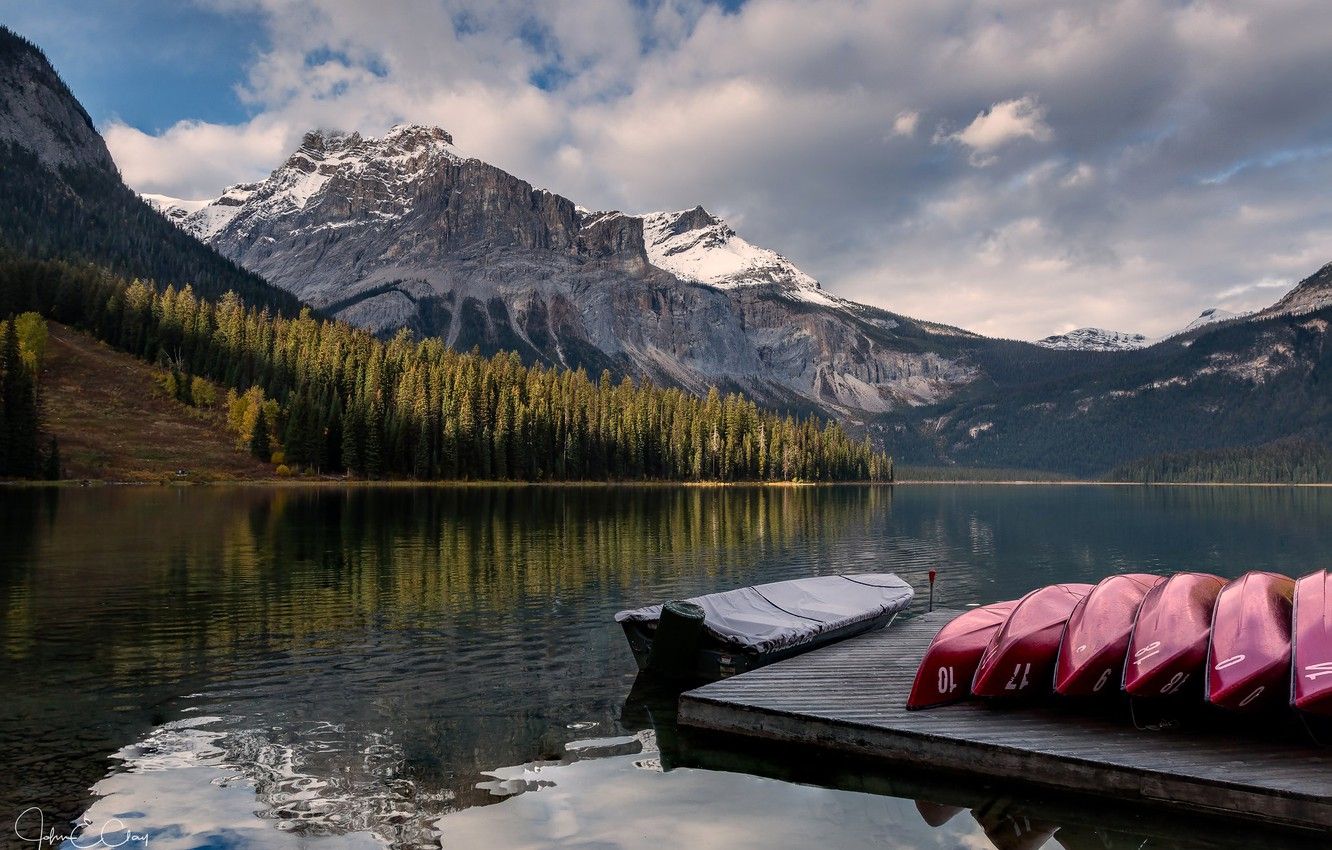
1034, 327, 1149, 351
639, 206, 837, 306
140, 192, 210, 226
181, 124, 461, 241
1179, 307, 1241, 334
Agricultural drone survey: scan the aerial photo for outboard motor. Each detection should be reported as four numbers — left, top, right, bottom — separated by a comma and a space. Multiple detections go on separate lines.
646, 600, 706, 680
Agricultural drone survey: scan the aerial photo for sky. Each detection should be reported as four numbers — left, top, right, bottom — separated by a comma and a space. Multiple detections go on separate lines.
4, 0, 1331, 340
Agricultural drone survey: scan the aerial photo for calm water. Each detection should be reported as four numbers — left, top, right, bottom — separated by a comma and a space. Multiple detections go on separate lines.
2, 484, 1330, 849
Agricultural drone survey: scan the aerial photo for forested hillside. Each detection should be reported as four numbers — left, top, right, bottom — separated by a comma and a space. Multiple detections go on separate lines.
885, 302, 1332, 477
0, 27, 299, 316
0, 257, 891, 482
1109, 438, 1332, 484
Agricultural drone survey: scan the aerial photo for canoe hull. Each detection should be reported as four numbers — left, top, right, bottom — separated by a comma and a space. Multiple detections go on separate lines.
971, 584, 1093, 700
907, 601, 1018, 710
1055, 573, 1164, 698
1293, 570, 1332, 717
1123, 572, 1224, 698
1206, 571, 1295, 713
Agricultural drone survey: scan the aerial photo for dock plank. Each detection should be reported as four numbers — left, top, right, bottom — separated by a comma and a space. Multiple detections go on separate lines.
678, 611, 1332, 831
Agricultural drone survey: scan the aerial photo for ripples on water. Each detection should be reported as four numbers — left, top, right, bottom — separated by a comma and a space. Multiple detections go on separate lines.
2, 484, 1330, 849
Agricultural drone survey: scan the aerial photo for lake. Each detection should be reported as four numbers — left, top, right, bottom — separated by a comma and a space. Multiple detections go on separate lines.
2, 484, 1330, 849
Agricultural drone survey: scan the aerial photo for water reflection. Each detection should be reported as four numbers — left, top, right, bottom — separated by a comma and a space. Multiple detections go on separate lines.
1, 484, 1330, 848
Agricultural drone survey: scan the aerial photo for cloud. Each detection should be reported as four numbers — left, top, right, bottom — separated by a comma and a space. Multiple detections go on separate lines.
891, 110, 919, 137
87, 0, 1332, 340
105, 118, 293, 198
936, 96, 1052, 166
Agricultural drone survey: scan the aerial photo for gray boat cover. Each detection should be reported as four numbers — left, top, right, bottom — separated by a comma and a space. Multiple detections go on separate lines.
615, 573, 914, 655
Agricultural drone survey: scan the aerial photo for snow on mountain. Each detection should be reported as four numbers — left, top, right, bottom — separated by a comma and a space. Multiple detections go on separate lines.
1258, 262, 1332, 319
639, 207, 838, 306
181, 124, 460, 241
141, 193, 210, 227
141, 193, 210, 214
1179, 307, 1241, 333
1034, 327, 1150, 351
1038, 307, 1250, 351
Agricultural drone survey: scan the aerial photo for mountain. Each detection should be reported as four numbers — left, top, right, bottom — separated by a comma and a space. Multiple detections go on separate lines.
890, 270, 1332, 475
1259, 262, 1332, 319
639, 207, 838, 306
1034, 328, 1149, 352
170, 124, 1014, 417
141, 193, 209, 228
1177, 307, 1242, 335
0, 26, 299, 315
1035, 309, 1247, 352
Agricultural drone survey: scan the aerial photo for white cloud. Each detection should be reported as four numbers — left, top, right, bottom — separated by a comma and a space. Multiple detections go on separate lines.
891, 110, 919, 137
104, 118, 293, 198
936, 96, 1052, 166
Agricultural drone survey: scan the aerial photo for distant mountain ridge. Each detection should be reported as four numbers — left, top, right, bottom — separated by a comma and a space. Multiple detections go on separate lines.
1035, 327, 1150, 352
1034, 308, 1248, 352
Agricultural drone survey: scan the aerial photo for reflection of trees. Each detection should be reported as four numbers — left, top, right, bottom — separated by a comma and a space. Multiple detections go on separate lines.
1, 484, 889, 842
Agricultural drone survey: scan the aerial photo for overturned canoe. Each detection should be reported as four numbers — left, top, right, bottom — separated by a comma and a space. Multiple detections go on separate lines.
972, 583, 1093, 699
1054, 573, 1164, 698
907, 600, 1018, 710
1123, 572, 1224, 699
1207, 571, 1295, 713
616, 573, 913, 681
1293, 570, 1332, 717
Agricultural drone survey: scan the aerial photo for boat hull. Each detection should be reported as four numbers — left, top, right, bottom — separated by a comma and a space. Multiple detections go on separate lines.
1123, 572, 1224, 698
620, 608, 901, 681
1054, 573, 1164, 698
617, 573, 914, 682
1206, 571, 1295, 713
907, 600, 1018, 710
1293, 570, 1332, 717
971, 584, 1093, 700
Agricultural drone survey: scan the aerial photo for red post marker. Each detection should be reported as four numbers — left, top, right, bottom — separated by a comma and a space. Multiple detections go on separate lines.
928, 569, 937, 612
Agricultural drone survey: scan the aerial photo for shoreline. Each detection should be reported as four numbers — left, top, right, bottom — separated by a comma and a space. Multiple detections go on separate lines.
4, 478, 1332, 489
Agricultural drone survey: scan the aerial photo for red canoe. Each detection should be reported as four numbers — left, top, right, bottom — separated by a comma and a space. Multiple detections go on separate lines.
1292, 570, 1332, 716
1054, 573, 1164, 697
972, 584, 1093, 699
1123, 572, 1224, 698
907, 600, 1018, 710
1206, 571, 1295, 712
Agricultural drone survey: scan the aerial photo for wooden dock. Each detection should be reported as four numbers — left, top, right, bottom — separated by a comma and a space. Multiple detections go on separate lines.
678, 610, 1332, 831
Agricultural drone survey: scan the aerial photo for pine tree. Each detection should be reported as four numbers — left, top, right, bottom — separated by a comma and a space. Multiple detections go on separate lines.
342, 398, 363, 475
43, 435, 59, 480
1, 318, 37, 477
364, 393, 384, 477
250, 405, 271, 461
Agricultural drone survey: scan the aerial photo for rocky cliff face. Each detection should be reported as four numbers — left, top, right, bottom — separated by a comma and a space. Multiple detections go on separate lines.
0, 29, 115, 171
174, 125, 982, 417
